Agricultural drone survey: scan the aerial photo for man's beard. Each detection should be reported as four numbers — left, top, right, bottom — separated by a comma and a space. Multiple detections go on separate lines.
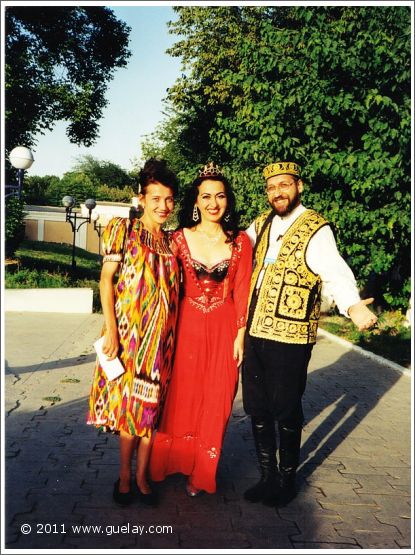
269, 191, 300, 216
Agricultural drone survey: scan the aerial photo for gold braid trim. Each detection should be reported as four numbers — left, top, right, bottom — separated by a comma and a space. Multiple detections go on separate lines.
249, 209, 328, 345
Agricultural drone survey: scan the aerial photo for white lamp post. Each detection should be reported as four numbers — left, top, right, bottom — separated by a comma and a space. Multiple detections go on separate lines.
8, 146, 34, 200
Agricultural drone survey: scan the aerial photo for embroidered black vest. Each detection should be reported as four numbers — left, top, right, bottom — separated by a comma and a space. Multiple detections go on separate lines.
249, 209, 328, 344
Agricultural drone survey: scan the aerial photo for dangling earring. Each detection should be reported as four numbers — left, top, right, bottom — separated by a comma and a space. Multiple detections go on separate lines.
224, 211, 230, 223
192, 205, 200, 222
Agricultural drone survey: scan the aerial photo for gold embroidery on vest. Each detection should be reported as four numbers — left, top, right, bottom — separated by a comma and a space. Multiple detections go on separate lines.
249, 209, 328, 345
248, 210, 273, 309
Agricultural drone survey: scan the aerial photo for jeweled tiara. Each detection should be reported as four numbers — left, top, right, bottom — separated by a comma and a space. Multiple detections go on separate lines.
199, 162, 224, 178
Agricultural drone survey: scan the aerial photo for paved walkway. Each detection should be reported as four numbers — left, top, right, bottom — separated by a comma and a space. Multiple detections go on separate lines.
3, 312, 412, 551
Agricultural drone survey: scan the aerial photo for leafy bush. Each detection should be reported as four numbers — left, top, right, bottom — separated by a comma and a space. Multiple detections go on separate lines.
5, 268, 71, 288
319, 312, 411, 368
5, 197, 26, 257
5, 240, 102, 311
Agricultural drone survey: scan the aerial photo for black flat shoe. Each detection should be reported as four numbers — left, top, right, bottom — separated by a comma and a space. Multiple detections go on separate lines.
134, 483, 159, 506
113, 479, 134, 506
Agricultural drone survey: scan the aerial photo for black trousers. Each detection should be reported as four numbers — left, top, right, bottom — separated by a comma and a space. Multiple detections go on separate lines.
242, 334, 313, 425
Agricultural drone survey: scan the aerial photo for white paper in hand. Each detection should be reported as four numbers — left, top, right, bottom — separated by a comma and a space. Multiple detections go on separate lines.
93, 336, 125, 381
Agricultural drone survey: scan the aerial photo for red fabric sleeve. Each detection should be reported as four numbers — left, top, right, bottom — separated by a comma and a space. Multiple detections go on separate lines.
233, 231, 253, 329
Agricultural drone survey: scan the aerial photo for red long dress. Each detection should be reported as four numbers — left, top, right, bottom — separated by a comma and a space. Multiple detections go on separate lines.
149, 229, 252, 493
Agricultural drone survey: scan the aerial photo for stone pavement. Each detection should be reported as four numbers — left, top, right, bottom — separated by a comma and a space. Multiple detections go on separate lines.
3, 312, 412, 552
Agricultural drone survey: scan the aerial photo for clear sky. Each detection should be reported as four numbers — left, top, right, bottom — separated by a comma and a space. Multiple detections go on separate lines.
27, 6, 182, 178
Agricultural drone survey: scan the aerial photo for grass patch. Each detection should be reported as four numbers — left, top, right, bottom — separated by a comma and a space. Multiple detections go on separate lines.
42, 396, 62, 403
5, 240, 102, 311
319, 312, 411, 369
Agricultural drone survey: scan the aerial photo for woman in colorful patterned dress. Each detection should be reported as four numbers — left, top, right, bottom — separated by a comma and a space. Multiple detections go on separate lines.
149, 163, 252, 496
88, 159, 180, 506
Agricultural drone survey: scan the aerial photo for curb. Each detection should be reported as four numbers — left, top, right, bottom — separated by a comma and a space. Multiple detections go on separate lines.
4, 287, 93, 314
317, 327, 411, 376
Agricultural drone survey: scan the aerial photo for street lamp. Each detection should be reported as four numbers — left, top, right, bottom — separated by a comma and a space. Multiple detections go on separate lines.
8, 146, 34, 199
62, 196, 99, 269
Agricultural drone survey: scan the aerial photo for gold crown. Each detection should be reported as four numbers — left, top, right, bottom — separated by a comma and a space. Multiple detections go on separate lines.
263, 161, 301, 180
199, 161, 223, 178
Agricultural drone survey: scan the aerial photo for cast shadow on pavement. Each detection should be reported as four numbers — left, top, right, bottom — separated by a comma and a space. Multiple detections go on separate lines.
227, 346, 403, 482
5, 348, 407, 550
4, 353, 97, 375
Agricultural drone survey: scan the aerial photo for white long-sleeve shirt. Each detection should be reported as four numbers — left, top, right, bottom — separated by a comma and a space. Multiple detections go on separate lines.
245, 204, 361, 317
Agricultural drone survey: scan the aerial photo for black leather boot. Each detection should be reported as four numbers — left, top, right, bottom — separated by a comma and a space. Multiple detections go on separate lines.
275, 421, 302, 507
244, 416, 278, 504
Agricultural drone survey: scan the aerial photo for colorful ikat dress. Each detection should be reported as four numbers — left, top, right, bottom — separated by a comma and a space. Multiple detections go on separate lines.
87, 217, 179, 438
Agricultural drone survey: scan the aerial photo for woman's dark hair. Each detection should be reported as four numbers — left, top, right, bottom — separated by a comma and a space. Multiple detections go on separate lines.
178, 175, 240, 243
139, 158, 179, 196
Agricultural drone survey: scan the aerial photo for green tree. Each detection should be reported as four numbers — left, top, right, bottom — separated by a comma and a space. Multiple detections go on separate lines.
95, 184, 135, 203
46, 171, 99, 207
140, 116, 201, 200
5, 6, 131, 153
24, 174, 61, 205
73, 155, 135, 190
24, 162, 136, 206
148, 5, 411, 309
5, 7, 131, 256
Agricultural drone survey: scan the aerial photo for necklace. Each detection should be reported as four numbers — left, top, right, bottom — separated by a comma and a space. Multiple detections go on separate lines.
196, 226, 223, 244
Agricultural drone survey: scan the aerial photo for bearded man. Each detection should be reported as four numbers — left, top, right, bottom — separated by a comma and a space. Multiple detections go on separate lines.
243, 161, 377, 508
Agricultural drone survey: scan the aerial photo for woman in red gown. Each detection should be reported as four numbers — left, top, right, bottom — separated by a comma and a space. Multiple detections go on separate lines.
149, 162, 252, 495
